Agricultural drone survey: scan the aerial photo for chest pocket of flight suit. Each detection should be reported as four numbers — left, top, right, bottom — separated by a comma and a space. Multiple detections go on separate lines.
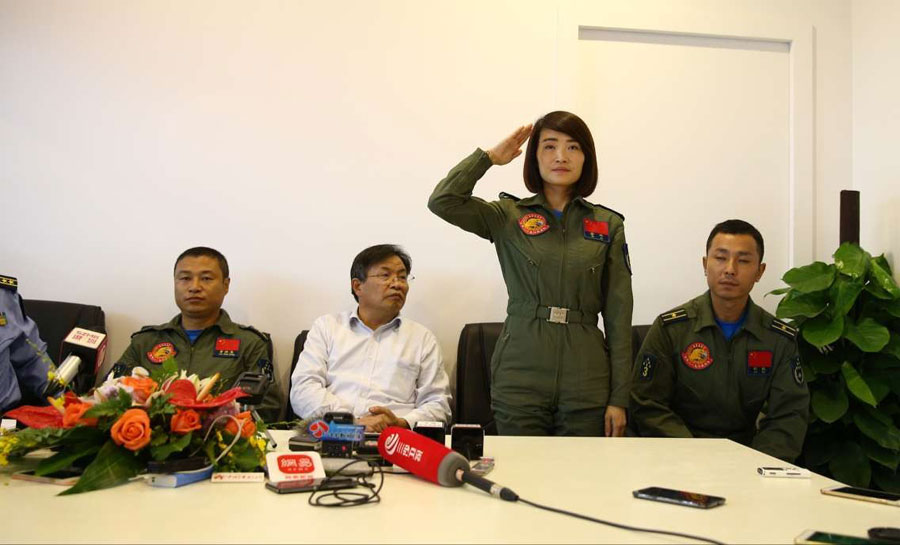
503, 238, 542, 300
578, 241, 610, 309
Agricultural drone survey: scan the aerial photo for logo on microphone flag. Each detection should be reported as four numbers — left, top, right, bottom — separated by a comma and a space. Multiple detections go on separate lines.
382, 431, 423, 462
384, 432, 400, 455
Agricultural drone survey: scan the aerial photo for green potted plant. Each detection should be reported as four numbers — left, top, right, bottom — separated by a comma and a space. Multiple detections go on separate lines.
771, 242, 900, 491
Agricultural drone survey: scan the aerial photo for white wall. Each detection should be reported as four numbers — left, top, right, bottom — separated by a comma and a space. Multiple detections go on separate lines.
852, 0, 900, 271
0, 0, 854, 406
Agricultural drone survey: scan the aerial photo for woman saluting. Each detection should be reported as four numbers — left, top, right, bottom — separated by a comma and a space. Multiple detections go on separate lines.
428, 111, 633, 437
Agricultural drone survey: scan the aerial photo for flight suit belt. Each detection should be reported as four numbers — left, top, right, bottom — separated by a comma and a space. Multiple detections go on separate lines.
507, 303, 598, 325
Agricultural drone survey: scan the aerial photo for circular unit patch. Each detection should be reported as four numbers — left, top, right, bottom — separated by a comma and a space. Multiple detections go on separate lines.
146, 342, 177, 364
518, 213, 550, 236
681, 342, 713, 370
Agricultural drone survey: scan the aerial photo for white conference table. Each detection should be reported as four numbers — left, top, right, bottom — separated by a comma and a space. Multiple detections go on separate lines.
1, 431, 894, 544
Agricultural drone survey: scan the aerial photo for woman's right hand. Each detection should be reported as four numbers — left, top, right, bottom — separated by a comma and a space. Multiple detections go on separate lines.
486, 123, 533, 165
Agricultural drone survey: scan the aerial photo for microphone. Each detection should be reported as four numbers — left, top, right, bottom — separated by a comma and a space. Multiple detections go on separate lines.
377, 426, 518, 501
43, 327, 108, 397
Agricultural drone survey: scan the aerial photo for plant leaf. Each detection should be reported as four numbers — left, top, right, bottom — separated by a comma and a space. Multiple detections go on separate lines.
35, 443, 102, 476
783, 262, 836, 293
861, 437, 900, 471
84, 390, 133, 419
865, 281, 895, 300
853, 406, 900, 450
844, 317, 891, 352
58, 440, 144, 495
870, 258, 900, 298
150, 431, 193, 461
872, 465, 900, 494
833, 243, 870, 279
861, 370, 893, 404
802, 313, 844, 347
828, 441, 871, 487
881, 333, 900, 361
841, 362, 878, 406
830, 276, 865, 316
802, 432, 836, 467
766, 287, 791, 296
811, 380, 849, 423
776, 290, 828, 319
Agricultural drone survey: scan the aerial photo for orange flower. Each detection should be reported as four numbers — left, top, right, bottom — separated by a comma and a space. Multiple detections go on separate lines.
62, 402, 97, 428
224, 411, 256, 438
170, 409, 202, 435
120, 376, 158, 404
110, 409, 151, 451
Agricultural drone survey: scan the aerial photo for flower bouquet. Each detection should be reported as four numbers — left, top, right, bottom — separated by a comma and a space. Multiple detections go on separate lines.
0, 359, 267, 494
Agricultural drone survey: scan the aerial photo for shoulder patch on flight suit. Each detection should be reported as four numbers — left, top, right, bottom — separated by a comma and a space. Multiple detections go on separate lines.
257, 358, 274, 382
638, 354, 656, 381
0, 312, 7, 327
499, 192, 521, 201
660, 309, 688, 325
790, 356, 804, 385
0, 275, 18, 292
519, 212, 550, 236
770, 319, 797, 339
584, 201, 625, 220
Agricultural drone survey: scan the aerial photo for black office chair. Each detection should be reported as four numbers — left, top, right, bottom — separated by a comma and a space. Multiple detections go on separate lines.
22, 299, 106, 395
284, 330, 309, 421
455, 322, 652, 436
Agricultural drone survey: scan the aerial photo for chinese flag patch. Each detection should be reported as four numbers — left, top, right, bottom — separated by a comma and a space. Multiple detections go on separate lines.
215, 338, 241, 352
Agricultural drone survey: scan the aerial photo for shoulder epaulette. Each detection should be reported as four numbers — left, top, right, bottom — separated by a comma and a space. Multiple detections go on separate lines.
770, 318, 797, 339
238, 323, 271, 343
585, 202, 625, 221
499, 192, 521, 202
660, 308, 688, 325
0, 275, 18, 292
132, 325, 156, 337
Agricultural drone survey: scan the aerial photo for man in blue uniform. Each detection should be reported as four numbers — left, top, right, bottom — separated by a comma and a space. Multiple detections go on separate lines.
0, 275, 55, 414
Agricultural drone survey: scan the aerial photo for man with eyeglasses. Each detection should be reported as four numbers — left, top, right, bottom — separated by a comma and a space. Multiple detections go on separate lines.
290, 244, 451, 432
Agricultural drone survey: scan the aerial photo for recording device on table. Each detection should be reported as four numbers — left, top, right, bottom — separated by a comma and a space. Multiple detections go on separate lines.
42, 327, 108, 397
231, 371, 277, 448
450, 423, 484, 460
758, 466, 811, 478
632, 486, 726, 509
820, 485, 900, 507
795, 528, 900, 544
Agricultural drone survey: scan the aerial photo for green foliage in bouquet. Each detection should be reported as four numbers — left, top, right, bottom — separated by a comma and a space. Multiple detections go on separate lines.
0, 358, 267, 494
771, 243, 900, 491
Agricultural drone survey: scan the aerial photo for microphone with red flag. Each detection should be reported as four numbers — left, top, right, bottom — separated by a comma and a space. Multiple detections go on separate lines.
377, 426, 518, 501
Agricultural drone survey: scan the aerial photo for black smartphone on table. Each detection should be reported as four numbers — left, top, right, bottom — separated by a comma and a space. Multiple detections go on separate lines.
633, 486, 725, 509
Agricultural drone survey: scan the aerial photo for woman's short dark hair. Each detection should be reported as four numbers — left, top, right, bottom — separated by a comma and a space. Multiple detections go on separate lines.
350, 244, 412, 302
174, 246, 229, 279
523, 111, 598, 198
706, 219, 765, 262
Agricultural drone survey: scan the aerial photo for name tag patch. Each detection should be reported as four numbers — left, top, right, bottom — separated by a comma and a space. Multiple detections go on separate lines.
747, 350, 773, 376
583, 219, 610, 243
214, 337, 241, 358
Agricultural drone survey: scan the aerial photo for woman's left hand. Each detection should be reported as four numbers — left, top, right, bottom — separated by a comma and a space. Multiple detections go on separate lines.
604, 405, 627, 437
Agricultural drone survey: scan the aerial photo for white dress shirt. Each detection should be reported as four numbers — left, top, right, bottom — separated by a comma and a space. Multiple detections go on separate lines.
289, 310, 451, 428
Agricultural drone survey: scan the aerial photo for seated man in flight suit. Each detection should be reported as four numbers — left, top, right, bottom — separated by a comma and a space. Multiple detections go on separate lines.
114, 247, 281, 421
630, 220, 809, 462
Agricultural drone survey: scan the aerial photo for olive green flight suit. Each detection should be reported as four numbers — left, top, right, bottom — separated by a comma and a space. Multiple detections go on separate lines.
428, 149, 634, 436
630, 292, 809, 462
116, 310, 282, 422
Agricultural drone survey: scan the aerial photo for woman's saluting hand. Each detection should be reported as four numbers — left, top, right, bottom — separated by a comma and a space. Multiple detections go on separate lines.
486, 123, 533, 166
